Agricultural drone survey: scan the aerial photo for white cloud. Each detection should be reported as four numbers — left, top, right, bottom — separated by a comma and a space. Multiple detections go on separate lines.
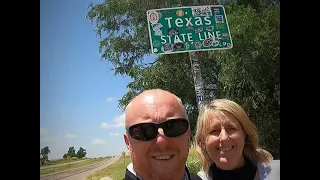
100, 113, 125, 128
92, 138, 106, 144
40, 128, 48, 136
115, 114, 125, 123
106, 97, 113, 102
65, 134, 76, 138
109, 132, 120, 136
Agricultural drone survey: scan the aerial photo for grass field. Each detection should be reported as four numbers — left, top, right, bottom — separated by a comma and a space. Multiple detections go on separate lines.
40, 157, 109, 176
86, 156, 130, 180
86, 148, 202, 180
40, 157, 89, 167
186, 147, 202, 174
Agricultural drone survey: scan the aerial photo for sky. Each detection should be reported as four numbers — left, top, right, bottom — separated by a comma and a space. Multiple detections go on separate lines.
40, 0, 149, 159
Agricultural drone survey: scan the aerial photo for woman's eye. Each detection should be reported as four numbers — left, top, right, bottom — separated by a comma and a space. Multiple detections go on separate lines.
226, 127, 237, 132
210, 129, 220, 134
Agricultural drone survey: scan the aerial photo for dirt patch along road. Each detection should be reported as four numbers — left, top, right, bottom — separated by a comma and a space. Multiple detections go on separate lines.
40, 156, 120, 180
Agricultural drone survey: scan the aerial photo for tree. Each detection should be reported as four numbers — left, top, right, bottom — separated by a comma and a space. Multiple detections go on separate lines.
87, 0, 280, 158
86, 0, 221, 139
67, 146, 76, 157
63, 153, 68, 159
86, 0, 271, 77
210, 4, 280, 158
76, 147, 87, 158
40, 146, 50, 165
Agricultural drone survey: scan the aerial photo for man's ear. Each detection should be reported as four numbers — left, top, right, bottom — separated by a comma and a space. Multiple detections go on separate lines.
124, 133, 132, 153
187, 128, 191, 138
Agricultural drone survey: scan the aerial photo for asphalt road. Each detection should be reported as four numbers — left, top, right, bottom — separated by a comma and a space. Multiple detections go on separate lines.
40, 156, 120, 180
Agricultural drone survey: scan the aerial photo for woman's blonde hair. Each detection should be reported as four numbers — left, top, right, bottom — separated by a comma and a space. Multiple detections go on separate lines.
195, 99, 273, 173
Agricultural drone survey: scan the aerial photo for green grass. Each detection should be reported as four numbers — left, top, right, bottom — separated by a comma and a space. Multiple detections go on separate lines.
186, 148, 202, 174
86, 156, 131, 180
40, 157, 109, 176
86, 148, 202, 180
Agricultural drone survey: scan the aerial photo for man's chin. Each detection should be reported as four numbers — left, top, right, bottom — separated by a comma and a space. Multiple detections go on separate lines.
150, 158, 178, 174
150, 167, 177, 177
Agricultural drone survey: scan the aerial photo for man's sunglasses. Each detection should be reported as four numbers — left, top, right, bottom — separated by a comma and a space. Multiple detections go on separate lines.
127, 118, 189, 141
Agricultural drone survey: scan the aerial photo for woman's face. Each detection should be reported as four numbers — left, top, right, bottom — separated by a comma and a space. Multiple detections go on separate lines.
205, 112, 246, 170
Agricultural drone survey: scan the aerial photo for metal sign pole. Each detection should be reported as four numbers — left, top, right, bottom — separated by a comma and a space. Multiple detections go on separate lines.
190, 0, 205, 112
189, 51, 205, 111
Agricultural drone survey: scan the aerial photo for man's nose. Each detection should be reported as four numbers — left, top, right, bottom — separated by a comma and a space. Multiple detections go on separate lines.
155, 128, 169, 145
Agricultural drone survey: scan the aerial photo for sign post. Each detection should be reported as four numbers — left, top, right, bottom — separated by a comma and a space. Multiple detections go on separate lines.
66, 155, 71, 168
121, 151, 126, 168
147, 5, 233, 111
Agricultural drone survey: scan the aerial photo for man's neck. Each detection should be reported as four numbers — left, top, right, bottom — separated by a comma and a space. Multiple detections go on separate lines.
128, 163, 187, 180
144, 170, 186, 180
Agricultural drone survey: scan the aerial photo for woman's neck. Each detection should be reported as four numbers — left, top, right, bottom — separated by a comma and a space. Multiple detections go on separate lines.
209, 157, 257, 180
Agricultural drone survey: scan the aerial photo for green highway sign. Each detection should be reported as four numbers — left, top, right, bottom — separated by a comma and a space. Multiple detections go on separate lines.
147, 5, 233, 55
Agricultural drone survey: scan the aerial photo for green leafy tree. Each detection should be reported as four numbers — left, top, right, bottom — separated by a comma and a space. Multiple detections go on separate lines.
40, 146, 50, 165
67, 146, 76, 157
210, 4, 280, 158
76, 147, 87, 158
63, 153, 68, 159
87, 0, 280, 158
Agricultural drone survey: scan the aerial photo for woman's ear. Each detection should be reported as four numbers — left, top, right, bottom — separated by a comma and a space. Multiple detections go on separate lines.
245, 136, 250, 145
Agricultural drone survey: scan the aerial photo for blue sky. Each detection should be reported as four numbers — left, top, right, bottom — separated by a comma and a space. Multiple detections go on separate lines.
40, 0, 151, 159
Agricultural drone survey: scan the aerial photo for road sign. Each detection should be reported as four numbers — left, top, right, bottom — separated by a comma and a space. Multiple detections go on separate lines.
66, 156, 71, 160
121, 151, 126, 156
147, 5, 233, 55
196, 95, 204, 101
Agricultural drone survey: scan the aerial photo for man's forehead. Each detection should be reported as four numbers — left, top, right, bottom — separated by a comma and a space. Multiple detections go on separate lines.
125, 93, 184, 121
143, 95, 155, 104
130, 94, 177, 111
133, 90, 176, 104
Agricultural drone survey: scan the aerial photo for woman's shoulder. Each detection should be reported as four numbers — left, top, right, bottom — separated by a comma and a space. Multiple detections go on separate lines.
257, 160, 280, 180
270, 159, 280, 167
258, 159, 280, 170
194, 160, 280, 180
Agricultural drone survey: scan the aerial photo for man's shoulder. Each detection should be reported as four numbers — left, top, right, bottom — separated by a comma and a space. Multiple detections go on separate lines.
123, 163, 140, 180
190, 173, 203, 180
185, 166, 203, 180
124, 169, 139, 180
191, 170, 209, 180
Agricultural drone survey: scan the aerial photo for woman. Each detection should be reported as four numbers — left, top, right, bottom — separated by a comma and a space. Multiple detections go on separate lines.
194, 99, 279, 180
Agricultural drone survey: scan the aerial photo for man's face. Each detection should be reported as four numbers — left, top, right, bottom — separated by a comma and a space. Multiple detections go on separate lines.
124, 92, 190, 176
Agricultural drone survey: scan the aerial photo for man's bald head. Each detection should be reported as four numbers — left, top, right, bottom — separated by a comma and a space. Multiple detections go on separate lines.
124, 89, 187, 128
123, 89, 191, 179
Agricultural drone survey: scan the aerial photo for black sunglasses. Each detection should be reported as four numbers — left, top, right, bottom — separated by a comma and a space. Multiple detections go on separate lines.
127, 118, 189, 141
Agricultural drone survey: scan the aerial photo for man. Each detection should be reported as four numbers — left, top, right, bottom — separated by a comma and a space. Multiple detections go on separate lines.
123, 89, 198, 180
